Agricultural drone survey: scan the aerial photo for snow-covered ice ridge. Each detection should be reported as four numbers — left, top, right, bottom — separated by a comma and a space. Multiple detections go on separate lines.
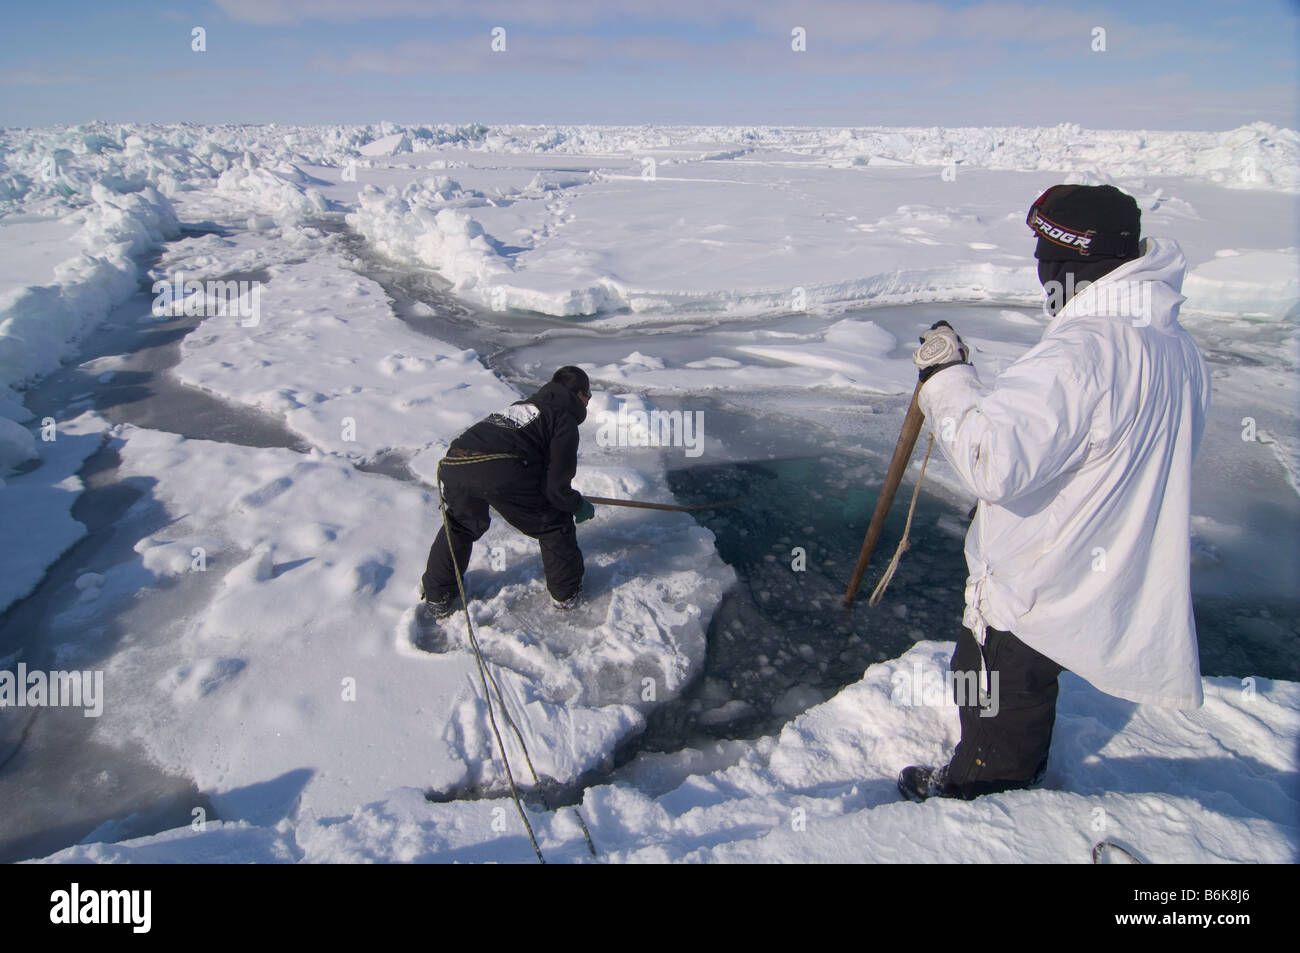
3, 120, 1297, 329
6, 121, 1297, 203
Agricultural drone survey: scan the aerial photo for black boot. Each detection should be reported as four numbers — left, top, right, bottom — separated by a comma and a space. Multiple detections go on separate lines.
412, 593, 458, 653
897, 764, 968, 802
418, 593, 457, 622
552, 587, 581, 611
898, 754, 1051, 802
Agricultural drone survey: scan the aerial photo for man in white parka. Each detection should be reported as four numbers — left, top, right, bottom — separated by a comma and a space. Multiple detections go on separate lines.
899, 184, 1211, 801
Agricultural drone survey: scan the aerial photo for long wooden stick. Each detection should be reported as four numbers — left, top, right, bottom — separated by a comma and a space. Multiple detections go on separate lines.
585, 495, 738, 513
844, 381, 927, 606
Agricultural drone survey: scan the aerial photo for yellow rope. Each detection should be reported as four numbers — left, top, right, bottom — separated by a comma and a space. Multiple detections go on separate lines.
868, 432, 935, 608
438, 452, 520, 467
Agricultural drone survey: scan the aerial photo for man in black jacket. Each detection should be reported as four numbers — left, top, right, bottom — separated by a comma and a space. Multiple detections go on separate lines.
420, 366, 597, 621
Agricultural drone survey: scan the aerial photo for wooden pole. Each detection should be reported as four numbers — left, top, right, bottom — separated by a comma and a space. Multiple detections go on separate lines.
584, 495, 738, 513
844, 381, 927, 606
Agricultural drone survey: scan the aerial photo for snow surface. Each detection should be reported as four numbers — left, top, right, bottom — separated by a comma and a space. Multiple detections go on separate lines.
0, 119, 1296, 863
170, 248, 521, 460
83, 424, 730, 820
37, 641, 1298, 864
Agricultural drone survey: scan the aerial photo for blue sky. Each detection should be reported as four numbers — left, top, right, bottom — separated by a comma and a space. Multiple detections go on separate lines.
1, 0, 1296, 129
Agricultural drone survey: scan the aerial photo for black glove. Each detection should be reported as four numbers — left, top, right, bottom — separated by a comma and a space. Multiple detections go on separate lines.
575, 498, 596, 523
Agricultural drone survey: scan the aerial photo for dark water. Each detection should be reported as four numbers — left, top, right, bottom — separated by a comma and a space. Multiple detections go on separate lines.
637, 453, 968, 748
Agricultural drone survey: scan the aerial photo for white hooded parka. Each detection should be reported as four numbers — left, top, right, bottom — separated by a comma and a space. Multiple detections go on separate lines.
919, 237, 1211, 709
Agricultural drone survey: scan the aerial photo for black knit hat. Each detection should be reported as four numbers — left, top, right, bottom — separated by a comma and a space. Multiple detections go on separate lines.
1027, 184, 1141, 261
552, 365, 591, 397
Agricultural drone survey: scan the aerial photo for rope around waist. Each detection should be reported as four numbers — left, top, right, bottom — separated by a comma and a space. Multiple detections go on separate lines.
438, 451, 522, 467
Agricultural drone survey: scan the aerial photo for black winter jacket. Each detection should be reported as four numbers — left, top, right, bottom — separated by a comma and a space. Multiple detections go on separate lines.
448, 382, 587, 513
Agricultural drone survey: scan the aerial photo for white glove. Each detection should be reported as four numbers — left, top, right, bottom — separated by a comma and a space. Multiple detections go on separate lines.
913, 321, 970, 382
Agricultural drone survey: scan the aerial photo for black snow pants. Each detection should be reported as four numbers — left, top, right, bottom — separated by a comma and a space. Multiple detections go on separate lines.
422, 455, 584, 603
945, 626, 1065, 797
